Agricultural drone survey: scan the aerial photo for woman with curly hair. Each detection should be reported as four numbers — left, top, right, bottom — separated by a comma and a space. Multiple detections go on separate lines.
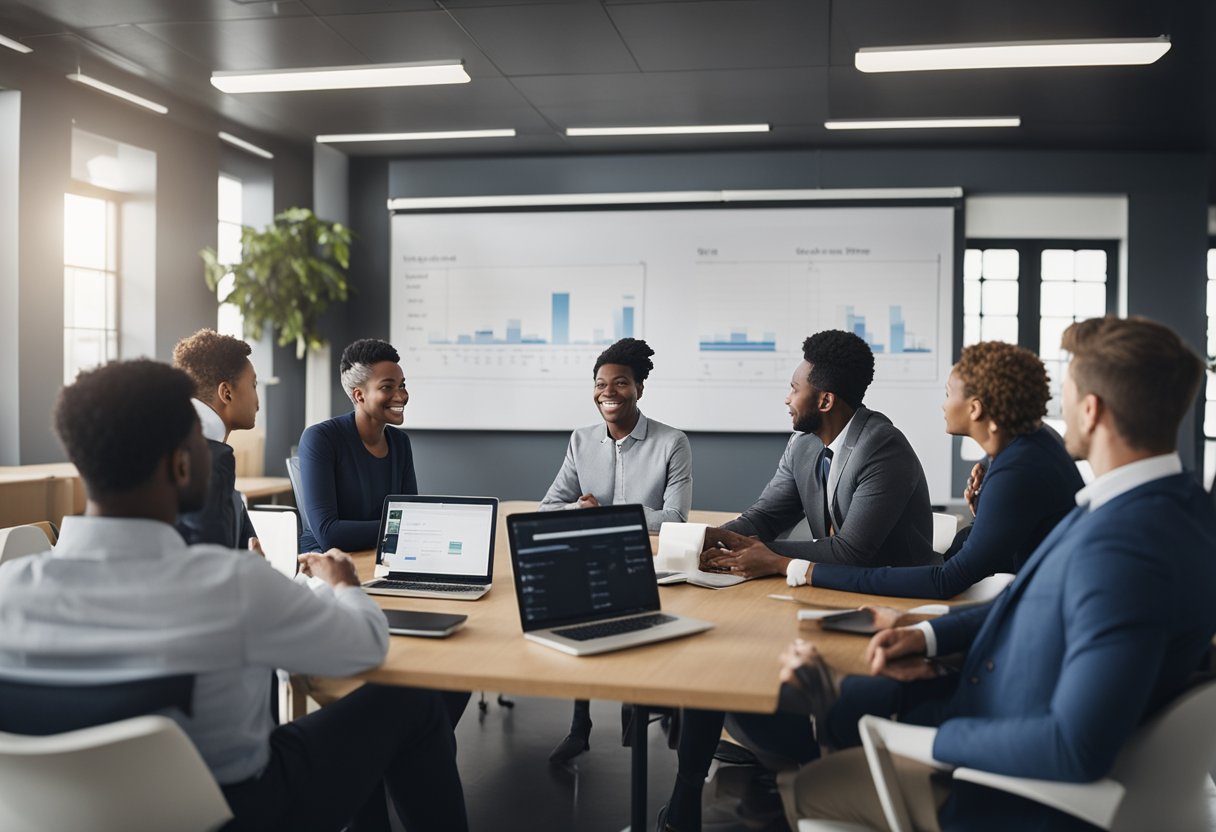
538, 337, 693, 763
803, 340, 1084, 599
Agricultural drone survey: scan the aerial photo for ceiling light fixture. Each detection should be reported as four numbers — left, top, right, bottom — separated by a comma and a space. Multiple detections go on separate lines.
824, 117, 1021, 130
566, 124, 770, 136
0, 33, 31, 54
856, 36, 1170, 73
219, 131, 274, 159
66, 73, 168, 114
211, 61, 469, 94
316, 129, 515, 143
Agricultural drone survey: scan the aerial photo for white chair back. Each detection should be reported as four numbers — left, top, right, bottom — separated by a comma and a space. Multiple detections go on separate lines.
0, 714, 232, 832
931, 512, 959, 555
249, 506, 300, 578
0, 525, 53, 565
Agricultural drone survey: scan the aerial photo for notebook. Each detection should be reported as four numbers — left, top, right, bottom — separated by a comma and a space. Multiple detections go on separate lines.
362, 495, 498, 600
506, 504, 712, 656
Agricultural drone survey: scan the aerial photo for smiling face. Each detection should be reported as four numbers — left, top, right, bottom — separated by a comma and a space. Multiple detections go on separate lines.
593, 363, 642, 430
353, 360, 408, 426
785, 360, 823, 434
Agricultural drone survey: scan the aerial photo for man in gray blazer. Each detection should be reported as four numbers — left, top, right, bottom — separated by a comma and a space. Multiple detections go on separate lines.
701, 328, 937, 581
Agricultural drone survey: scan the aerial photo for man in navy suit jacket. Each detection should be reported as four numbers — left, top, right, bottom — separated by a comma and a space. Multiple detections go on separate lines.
780, 316, 1216, 832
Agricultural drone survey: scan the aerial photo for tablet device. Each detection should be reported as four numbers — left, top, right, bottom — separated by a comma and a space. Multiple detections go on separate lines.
818, 608, 880, 635
383, 609, 468, 638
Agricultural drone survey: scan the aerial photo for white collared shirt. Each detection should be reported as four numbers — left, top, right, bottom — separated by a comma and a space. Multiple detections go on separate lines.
1075, 453, 1182, 512
192, 398, 226, 443
824, 412, 856, 501
917, 452, 1185, 656
0, 516, 388, 784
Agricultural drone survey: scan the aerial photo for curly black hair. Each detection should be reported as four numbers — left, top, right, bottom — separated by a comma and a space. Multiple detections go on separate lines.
593, 338, 655, 383
173, 328, 251, 403
802, 330, 875, 409
54, 359, 198, 495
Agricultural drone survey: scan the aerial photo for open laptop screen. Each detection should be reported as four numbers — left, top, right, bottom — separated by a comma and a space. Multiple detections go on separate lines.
377, 497, 496, 579
508, 505, 659, 632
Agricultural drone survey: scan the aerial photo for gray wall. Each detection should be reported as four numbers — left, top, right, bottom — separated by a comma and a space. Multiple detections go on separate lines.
0, 91, 19, 464
337, 148, 1208, 511
0, 49, 314, 465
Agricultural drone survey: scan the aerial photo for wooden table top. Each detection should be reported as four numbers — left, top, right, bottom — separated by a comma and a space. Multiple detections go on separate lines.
359, 501, 956, 714
234, 476, 293, 500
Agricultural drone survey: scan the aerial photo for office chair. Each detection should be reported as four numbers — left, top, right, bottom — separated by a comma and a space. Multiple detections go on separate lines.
0, 524, 54, 565
0, 674, 232, 832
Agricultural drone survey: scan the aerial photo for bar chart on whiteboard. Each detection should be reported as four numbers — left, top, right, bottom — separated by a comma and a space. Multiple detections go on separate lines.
399, 264, 646, 381
390, 203, 956, 499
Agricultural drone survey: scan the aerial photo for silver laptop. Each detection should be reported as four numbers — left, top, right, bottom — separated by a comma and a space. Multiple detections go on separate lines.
507, 505, 712, 656
362, 495, 498, 600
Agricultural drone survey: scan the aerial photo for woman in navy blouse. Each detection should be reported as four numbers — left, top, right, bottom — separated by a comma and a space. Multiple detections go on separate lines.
297, 339, 416, 553
806, 339, 1084, 599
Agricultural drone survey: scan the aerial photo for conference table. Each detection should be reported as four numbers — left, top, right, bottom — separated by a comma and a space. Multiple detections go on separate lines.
350, 501, 965, 831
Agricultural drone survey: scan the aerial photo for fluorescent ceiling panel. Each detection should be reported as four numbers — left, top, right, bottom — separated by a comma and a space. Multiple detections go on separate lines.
317, 129, 515, 143
211, 61, 469, 93
825, 117, 1020, 130
218, 131, 274, 159
856, 37, 1170, 73
66, 73, 167, 114
0, 33, 31, 54
566, 124, 770, 136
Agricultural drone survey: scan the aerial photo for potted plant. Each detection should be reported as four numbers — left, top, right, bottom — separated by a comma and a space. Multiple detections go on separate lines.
201, 207, 352, 359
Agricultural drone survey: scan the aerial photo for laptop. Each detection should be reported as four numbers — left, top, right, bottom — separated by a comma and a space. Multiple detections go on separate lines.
506, 505, 713, 656
362, 495, 498, 600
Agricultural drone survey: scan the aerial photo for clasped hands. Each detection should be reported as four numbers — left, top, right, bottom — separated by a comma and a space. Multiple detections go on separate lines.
696, 527, 788, 578
780, 618, 939, 695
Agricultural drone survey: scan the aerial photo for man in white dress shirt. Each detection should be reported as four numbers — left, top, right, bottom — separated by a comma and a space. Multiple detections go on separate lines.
0, 359, 466, 832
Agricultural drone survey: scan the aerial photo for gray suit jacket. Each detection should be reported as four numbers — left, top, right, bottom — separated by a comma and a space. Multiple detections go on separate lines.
724, 407, 936, 567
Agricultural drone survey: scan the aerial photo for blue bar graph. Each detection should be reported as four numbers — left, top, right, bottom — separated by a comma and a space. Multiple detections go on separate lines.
430, 292, 637, 347
552, 293, 570, 345
842, 304, 930, 354
699, 328, 777, 352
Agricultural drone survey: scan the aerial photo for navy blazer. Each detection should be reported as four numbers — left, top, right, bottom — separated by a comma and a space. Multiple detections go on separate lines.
929, 473, 1216, 830
811, 427, 1083, 598
296, 412, 418, 552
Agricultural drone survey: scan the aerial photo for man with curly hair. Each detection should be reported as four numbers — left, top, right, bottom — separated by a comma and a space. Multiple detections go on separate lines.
659, 329, 935, 831
173, 328, 260, 550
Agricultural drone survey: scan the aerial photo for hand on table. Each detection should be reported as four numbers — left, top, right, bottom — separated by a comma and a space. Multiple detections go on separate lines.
866, 626, 937, 681
574, 494, 600, 509
297, 548, 360, 589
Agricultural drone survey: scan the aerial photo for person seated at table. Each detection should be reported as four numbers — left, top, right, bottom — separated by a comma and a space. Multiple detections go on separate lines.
539, 337, 693, 764
807, 340, 1083, 599
777, 316, 1216, 832
658, 329, 935, 832
172, 328, 260, 551
0, 359, 468, 832
297, 338, 415, 553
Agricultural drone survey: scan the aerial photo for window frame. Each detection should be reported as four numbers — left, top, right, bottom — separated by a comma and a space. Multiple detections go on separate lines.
63, 183, 124, 384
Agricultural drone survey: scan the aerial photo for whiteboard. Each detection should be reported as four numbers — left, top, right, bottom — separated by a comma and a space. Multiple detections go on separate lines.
390, 206, 956, 498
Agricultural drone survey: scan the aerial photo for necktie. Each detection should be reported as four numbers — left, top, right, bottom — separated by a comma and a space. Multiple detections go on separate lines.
817, 447, 834, 535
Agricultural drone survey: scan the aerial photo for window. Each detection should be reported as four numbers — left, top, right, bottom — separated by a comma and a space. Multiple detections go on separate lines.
963, 239, 1117, 418
217, 174, 243, 338
63, 192, 119, 383
1205, 246, 1216, 489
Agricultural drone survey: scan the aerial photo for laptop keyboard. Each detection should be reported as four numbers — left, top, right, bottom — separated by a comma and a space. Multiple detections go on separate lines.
552, 613, 676, 642
368, 580, 483, 594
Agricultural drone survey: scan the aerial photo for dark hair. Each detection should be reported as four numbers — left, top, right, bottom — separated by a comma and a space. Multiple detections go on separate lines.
54, 360, 198, 495
593, 338, 655, 383
1061, 316, 1205, 453
339, 339, 400, 401
955, 341, 1049, 436
172, 328, 252, 403
801, 330, 875, 409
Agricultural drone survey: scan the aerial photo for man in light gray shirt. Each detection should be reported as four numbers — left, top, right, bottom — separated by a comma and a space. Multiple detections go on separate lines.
0, 359, 466, 832
538, 337, 692, 764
